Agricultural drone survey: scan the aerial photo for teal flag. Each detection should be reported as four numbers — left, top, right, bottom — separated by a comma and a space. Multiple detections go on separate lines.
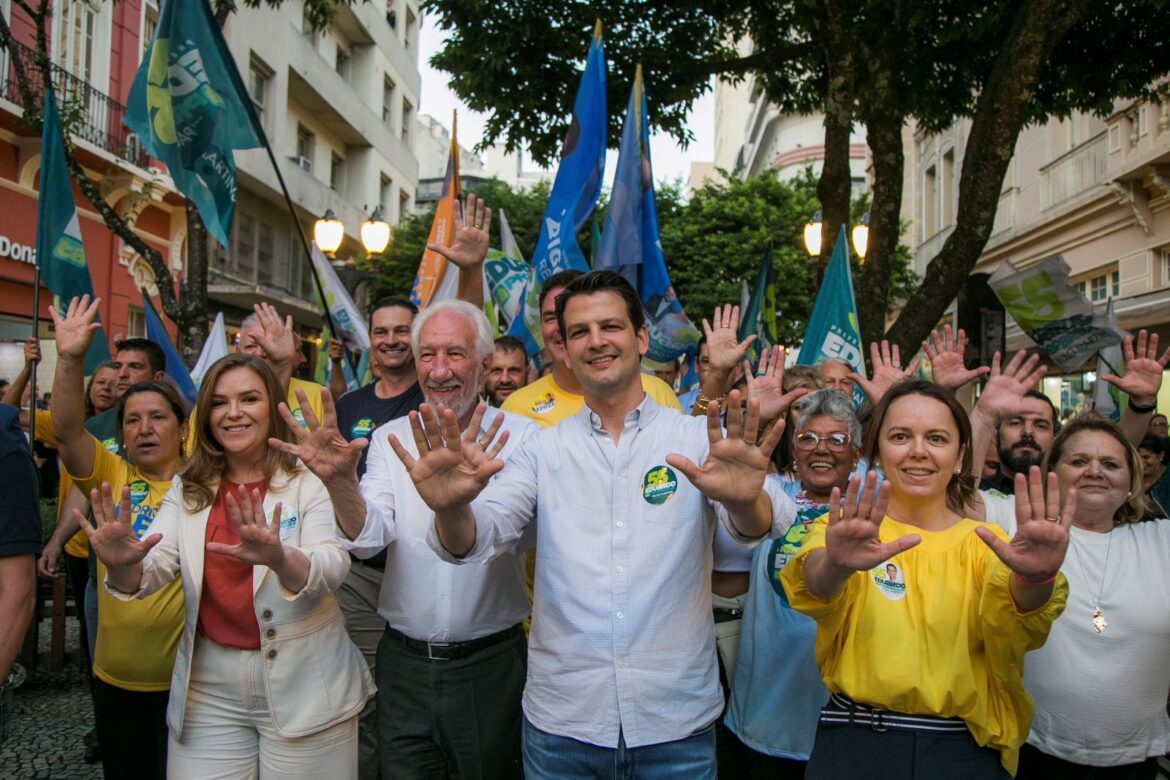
797, 227, 866, 405
36, 88, 111, 373
738, 243, 778, 364
124, 0, 263, 247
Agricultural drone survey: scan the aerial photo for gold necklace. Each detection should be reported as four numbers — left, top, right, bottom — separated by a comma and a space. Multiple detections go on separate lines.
1066, 527, 1113, 634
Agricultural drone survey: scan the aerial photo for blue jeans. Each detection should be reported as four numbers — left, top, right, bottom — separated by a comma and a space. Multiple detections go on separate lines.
522, 717, 716, 780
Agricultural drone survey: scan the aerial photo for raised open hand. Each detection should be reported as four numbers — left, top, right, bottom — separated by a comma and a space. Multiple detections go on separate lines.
923, 325, 990, 390
702, 305, 756, 375
824, 471, 920, 571
743, 346, 808, 424
269, 387, 365, 485
666, 390, 784, 507
250, 302, 296, 367
387, 402, 506, 512
974, 466, 1073, 582
427, 193, 491, 269
78, 483, 161, 569
1101, 330, 1170, 405
49, 295, 102, 360
974, 350, 1047, 422
849, 341, 922, 405
206, 487, 287, 568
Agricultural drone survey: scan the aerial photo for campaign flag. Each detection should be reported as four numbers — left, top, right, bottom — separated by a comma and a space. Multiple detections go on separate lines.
35, 88, 111, 373
1092, 298, 1122, 420
482, 210, 529, 334
191, 311, 229, 387
738, 243, 778, 363
595, 66, 698, 365
310, 242, 370, 352
797, 227, 866, 405
989, 255, 1126, 371
499, 209, 523, 261
411, 112, 462, 308
141, 290, 198, 405
313, 324, 359, 393
508, 22, 607, 355
124, 0, 263, 247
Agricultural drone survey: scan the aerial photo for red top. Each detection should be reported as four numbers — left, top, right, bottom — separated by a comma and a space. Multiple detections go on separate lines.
198, 479, 265, 650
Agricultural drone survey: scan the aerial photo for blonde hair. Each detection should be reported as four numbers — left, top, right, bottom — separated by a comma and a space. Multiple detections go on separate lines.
1042, 414, 1151, 526
179, 354, 299, 512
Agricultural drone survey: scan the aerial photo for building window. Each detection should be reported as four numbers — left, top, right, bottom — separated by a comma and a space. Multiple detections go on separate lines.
301, 6, 318, 47
236, 212, 257, 278
295, 125, 314, 172
1108, 124, 1122, 153
380, 174, 393, 211
248, 56, 271, 126
923, 164, 938, 239
401, 98, 413, 147
1080, 268, 1120, 303
941, 149, 955, 228
335, 43, 351, 81
404, 7, 416, 51
386, 0, 397, 28
125, 307, 145, 338
55, 0, 97, 82
257, 220, 275, 286
382, 76, 396, 126
330, 152, 345, 192
399, 189, 410, 219
140, 0, 159, 57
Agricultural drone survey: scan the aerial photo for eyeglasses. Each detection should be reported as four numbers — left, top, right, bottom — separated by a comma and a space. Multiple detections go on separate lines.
794, 431, 852, 452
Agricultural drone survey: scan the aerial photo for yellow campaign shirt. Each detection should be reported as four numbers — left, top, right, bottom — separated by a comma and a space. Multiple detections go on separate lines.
781, 516, 1067, 775
73, 438, 184, 692
186, 377, 326, 453
501, 373, 681, 428
31, 410, 91, 558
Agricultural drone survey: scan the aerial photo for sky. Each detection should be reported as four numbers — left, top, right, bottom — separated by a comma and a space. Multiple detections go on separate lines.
417, 15, 715, 187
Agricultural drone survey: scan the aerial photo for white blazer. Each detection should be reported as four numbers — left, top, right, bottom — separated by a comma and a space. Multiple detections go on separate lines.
115, 468, 374, 739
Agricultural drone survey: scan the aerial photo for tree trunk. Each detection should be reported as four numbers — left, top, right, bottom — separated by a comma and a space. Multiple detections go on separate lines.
179, 201, 212, 367
814, 0, 855, 277
883, 0, 1090, 357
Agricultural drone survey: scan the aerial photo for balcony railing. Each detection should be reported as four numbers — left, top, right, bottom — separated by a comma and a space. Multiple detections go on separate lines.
1040, 131, 1106, 211
0, 38, 149, 168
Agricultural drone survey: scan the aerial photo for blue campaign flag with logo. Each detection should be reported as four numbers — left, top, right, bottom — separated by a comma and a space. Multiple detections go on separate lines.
595, 66, 698, 365
508, 22, 607, 356
36, 88, 111, 373
124, 0, 263, 247
141, 290, 197, 405
796, 227, 866, 405
737, 243, 778, 365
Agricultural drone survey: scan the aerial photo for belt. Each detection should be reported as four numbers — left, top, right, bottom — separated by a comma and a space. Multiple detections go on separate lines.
819, 693, 969, 734
713, 607, 743, 624
385, 624, 522, 661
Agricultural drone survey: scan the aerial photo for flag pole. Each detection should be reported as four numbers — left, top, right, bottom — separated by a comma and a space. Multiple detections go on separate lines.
28, 265, 40, 449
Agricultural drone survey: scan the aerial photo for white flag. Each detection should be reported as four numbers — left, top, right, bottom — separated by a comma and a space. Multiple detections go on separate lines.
310, 242, 370, 351
191, 312, 229, 387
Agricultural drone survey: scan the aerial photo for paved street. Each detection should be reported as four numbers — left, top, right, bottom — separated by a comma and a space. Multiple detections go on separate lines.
1, 621, 99, 780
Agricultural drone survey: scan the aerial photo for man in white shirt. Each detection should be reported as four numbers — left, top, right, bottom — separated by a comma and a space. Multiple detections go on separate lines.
387, 271, 795, 778
277, 299, 535, 780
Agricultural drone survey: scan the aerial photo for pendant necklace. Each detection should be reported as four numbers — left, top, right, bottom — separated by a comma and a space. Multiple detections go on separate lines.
1067, 527, 1112, 634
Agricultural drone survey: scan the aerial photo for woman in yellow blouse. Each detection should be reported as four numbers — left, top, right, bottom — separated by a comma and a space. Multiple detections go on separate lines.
782, 380, 1071, 778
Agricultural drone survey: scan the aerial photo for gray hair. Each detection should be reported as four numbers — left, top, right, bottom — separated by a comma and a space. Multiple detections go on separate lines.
240, 313, 260, 330
795, 388, 862, 447
816, 357, 853, 370
411, 299, 494, 361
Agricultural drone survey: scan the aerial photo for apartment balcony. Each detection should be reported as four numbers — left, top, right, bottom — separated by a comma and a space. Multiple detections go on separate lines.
1039, 131, 1107, 211
0, 38, 150, 169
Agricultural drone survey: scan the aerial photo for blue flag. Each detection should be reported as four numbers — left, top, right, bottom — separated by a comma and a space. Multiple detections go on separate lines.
738, 243, 778, 365
508, 22, 607, 356
124, 0, 263, 247
36, 88, 111, 373
797, 227, 866, 405
141, 291, 197, 405
595, 66, 697, 365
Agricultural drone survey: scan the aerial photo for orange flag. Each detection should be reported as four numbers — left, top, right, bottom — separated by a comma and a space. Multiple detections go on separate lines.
410, 111, 463, 307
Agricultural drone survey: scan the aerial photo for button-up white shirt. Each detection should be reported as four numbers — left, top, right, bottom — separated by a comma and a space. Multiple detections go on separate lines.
429, 396, 795, 748
346, 406, 536, 643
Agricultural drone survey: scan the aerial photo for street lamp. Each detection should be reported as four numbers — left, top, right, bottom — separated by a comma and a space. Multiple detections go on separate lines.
851, 212, 870, 260
802, 209, 823, 256
360, 206, 391, 254
314, 209, 344, 254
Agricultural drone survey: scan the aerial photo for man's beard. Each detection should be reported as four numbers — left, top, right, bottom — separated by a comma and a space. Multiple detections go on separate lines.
999, 437, 1044, 475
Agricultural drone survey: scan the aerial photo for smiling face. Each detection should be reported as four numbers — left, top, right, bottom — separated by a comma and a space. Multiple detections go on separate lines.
485, 346, 527, 404
415, 310, 485, 422
89, 366, 119, 414
208, 366, 271, 462
121, 391, 185, 474
561, 290, 648, 397
817, 361, 855, 395
370, 305, 415, 374
876, 394, 963, 502
793, 414, 860, 500
1054, 430, 1132, 523
540, 285, 569, 367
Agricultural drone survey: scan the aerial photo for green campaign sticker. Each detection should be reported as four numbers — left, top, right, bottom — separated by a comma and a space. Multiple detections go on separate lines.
642, 465, 679, 505
351, 417, 374, 438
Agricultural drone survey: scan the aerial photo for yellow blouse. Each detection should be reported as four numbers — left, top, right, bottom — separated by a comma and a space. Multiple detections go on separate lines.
781, 515, 1067, 775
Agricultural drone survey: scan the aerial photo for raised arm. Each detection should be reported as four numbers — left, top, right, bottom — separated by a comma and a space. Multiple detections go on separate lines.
2, 336, 39, 409
327, 338, 349, 401
848, 340, 922, 407
49, 296, 103, 478
742, 346, 808, 428
693, 305, 755, 416
922, 325, 991, 391
427, 193, 491, 308
1103, 331, 1170, 446
968, 350, 1046, 481
250, 302, 297, 396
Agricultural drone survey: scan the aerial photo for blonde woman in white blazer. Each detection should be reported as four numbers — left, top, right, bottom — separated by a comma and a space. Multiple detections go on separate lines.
83, 353, 373, 779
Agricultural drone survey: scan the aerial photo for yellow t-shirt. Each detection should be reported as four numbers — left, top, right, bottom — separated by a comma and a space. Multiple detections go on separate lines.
73, 438, 184, 692
31, 409, 91, 558
501, 373, 681, 427
781, 515, 1067, 775
186, 378, 326, 453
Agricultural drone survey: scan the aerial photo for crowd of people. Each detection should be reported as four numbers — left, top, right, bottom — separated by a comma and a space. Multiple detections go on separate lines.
1, 195, 1170, 780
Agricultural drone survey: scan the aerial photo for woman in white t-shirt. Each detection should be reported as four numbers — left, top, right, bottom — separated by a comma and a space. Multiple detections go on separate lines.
1019, 415, 1170, 779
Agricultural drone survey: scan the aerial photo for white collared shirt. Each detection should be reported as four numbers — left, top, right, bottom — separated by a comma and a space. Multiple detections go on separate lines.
345, 406, 536, 643
429, 395, 795, 748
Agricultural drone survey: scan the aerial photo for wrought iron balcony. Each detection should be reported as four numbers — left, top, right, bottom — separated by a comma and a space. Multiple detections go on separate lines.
0, 38, 150, 168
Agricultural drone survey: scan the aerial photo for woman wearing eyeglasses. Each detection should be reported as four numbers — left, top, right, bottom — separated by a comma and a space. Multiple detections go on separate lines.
724, 388, 863, 778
